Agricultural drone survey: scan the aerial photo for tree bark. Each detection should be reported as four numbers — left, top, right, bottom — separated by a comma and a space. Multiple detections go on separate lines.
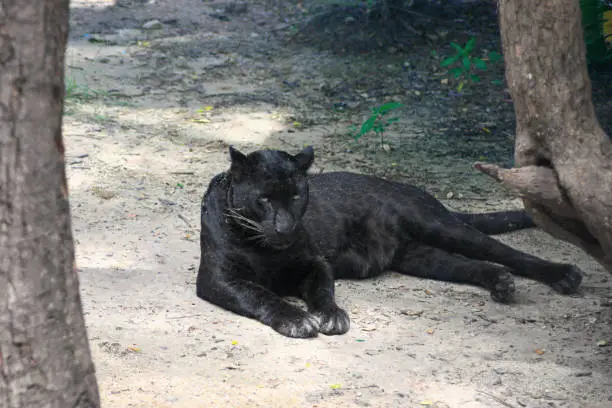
0, 1, 100, 407
475, 0, 612, 273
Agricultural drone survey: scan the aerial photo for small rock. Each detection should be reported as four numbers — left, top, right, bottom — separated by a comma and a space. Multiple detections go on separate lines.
175, 56, 190, 69
225, 2, 248, 14
115, 29, 145, 44
209, 13, 230, 21
143, 19, 163, 30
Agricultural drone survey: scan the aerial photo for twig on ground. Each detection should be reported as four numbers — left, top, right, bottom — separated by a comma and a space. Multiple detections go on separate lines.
388, 5, 435, 20
178, 213, 192, 227
278, 137, 299, 148
166, 313, 202, 320
476, 390, 518, 408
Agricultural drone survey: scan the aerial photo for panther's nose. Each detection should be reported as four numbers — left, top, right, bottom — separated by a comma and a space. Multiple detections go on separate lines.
275, 220, 294, 235
274, 212, 295, 236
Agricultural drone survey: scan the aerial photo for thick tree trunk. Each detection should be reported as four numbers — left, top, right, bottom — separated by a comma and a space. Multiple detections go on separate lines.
0, 1, 100, 407
475, 0, 612, 273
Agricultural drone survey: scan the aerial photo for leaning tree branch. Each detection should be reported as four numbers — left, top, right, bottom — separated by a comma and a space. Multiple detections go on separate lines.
473, 163, 577, 219
477, 0, 612, 272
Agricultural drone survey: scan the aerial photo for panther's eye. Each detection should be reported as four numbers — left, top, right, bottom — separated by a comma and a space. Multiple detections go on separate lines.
292, 194, 301, 201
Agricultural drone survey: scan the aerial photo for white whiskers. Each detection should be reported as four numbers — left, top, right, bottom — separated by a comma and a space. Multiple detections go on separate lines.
225, 208, 264, 234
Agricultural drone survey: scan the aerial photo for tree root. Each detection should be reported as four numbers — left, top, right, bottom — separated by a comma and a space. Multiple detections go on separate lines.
473, 163, 576, 218
474, 162, 608, 271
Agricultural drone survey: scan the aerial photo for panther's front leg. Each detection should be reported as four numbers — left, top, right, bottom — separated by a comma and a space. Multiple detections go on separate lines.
196, 263, 320, 338
300, 256, 350, 335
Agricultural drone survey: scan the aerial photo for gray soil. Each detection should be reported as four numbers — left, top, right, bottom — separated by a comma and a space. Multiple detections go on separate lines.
65, 1, 612, 407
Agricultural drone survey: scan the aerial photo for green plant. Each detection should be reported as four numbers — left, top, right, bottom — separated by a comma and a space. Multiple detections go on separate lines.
350, 102, 403, 146
65, 76, 107, 102
580, 0, 612, 64
440, 37, 503, 92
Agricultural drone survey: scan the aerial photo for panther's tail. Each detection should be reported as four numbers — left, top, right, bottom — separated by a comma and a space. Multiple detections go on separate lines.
451, 210, 536, 235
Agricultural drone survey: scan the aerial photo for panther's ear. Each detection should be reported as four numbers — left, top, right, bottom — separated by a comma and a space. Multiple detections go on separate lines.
294, 146, 314, 172
229, 146, 247, 167
229, 146, 248, 179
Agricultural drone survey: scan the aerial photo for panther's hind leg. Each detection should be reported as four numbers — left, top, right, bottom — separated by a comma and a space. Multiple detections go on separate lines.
391, 245, 516, 302
418, 219, 582, 294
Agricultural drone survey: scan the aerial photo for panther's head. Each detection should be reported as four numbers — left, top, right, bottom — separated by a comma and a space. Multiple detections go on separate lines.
225, 146, 314, 250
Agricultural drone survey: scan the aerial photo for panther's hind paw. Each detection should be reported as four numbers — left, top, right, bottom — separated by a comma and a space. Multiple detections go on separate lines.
490, 271, 516, 303
549, 264, 583, 294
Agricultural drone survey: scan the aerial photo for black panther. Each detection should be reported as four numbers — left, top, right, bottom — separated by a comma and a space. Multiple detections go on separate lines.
195, 146, 582, 338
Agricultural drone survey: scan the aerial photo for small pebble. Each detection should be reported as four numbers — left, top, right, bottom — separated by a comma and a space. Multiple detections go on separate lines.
143, 19, 163, 30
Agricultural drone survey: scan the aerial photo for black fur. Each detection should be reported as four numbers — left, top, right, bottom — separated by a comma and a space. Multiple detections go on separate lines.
196, 147, 583, 338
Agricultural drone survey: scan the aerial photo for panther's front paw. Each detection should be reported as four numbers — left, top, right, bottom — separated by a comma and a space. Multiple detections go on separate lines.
270, 308, 320, 338
314, 305, 350, 336
549, 264, 583, 294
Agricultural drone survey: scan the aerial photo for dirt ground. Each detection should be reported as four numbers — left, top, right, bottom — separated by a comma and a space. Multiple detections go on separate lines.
64, 1, 612, 407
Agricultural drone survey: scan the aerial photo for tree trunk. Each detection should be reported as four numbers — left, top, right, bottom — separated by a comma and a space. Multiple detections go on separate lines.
475, 0, 612, 273
0, 1, 100, 407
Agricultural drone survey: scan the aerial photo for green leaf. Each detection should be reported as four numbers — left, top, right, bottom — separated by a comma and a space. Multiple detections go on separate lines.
491, 79, 503, 85
462, 56, 471, 70
359, 115, 377, 136
464, 37, 476, 54
377, 102, 404, 115
473, 58, 487, 70
450, 67, 463, 78
457, 81, 465, 92
450, 42, 463, 54
470, 74, 481, 82
386, 117, 399, 125
488, 51, 503, 62
441, 55, 460, 67
430, 49, 437, 57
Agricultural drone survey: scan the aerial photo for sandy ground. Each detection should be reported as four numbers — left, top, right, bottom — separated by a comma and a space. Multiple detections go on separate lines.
64, 1, 612, 407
